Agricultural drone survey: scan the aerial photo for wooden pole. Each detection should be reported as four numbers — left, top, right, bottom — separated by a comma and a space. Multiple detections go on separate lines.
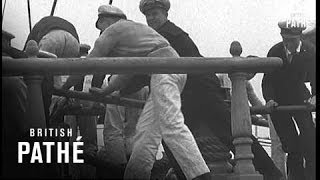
2, 56, 283, 76
250, 105, 315, 114
23, 40, 46, 131
53, 88, 145, 109
53, 88, 314, 114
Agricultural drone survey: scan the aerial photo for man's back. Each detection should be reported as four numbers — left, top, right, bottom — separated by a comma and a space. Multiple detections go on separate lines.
99, 19, 170, 57
157, 20, 202, 57
91, 19, 175, 89
24, 16, 80, 123
154, 20, 226, 118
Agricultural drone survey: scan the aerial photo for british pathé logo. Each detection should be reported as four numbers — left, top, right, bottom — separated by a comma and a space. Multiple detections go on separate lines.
286, 12, 307, 29
18, 128, 84, 163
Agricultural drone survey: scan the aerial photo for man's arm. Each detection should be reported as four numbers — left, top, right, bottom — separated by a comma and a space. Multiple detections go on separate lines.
262, 72, 275, 102
89, 26, 120, 88
88, 25, 120, 57
246, 81, 264, 106
61, 75, 84, 90
89, 74, 134, 96
262, 50, 276, 103
119, 74, 151, 96
88, 25, 135, 96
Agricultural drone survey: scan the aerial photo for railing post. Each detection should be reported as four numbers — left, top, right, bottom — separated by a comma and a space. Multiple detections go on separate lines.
23, 40, 46, 131
228, 41, 263, 180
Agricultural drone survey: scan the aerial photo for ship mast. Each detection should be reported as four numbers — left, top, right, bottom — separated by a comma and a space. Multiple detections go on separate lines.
50, 0, 58, 16
27, 0, 32, 32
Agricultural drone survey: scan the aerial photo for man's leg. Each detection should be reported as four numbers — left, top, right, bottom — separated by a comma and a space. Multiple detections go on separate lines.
123, 87, 149, 158
101, 103, 127, 164
293, 111, 315, 180
162, 140, 186, 180
250, 135, 284, 180
76, 115, 97, 179
124, 96, 162, 179
151, 74, 210, 180
162, 94, 283, 179
270, 112, 305, 180
268, 115, 287, 180
78, 115, 97, 154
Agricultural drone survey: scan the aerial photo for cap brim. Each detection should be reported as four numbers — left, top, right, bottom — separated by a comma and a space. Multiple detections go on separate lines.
281, 34, 300, 38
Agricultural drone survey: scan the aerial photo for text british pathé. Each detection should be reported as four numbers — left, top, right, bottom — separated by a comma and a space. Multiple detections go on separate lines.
18, 128, 84, 163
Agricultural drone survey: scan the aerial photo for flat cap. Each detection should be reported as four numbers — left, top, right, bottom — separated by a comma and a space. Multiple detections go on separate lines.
140, 0, 170, 14
278, 19, 306, 38
98, 5, 127, 19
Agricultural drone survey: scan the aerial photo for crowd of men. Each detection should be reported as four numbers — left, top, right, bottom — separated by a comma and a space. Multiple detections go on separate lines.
2, 0, 315, 179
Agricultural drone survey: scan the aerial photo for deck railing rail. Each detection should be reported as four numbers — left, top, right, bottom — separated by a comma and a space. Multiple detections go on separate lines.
2, 39, 290, 180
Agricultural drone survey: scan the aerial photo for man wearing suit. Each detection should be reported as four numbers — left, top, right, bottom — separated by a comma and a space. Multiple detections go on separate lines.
262, 20, 316, 180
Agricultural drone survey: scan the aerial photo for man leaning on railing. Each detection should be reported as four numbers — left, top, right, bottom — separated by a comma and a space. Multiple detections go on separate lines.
86, 4, 211, 180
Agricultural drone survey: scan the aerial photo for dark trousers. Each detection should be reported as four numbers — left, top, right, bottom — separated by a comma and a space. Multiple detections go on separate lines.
163, 94, 283, 180
270, 110, 315, 180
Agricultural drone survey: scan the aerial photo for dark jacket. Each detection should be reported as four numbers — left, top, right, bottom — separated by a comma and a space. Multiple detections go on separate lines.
262, 40, 316, 104
156, 20, 226, 116
157, 20, 202, 57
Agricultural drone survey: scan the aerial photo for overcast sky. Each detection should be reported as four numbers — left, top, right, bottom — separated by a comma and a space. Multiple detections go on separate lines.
2, 0, 315, 101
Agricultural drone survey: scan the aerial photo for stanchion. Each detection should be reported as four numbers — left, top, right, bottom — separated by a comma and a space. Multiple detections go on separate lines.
228, 41, 263, 180
23, 40, 46, 131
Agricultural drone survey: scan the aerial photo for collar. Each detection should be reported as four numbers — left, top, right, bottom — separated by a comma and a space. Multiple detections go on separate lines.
285, 40, 302, 56
157, 20, 170, 31
156, 20, 185, 36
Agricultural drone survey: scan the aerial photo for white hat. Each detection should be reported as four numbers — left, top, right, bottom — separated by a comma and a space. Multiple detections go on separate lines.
98, 5, 127, 19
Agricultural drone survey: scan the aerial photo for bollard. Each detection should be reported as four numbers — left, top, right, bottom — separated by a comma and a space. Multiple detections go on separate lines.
23, 40, 46, 131
228, 41, 263, 180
